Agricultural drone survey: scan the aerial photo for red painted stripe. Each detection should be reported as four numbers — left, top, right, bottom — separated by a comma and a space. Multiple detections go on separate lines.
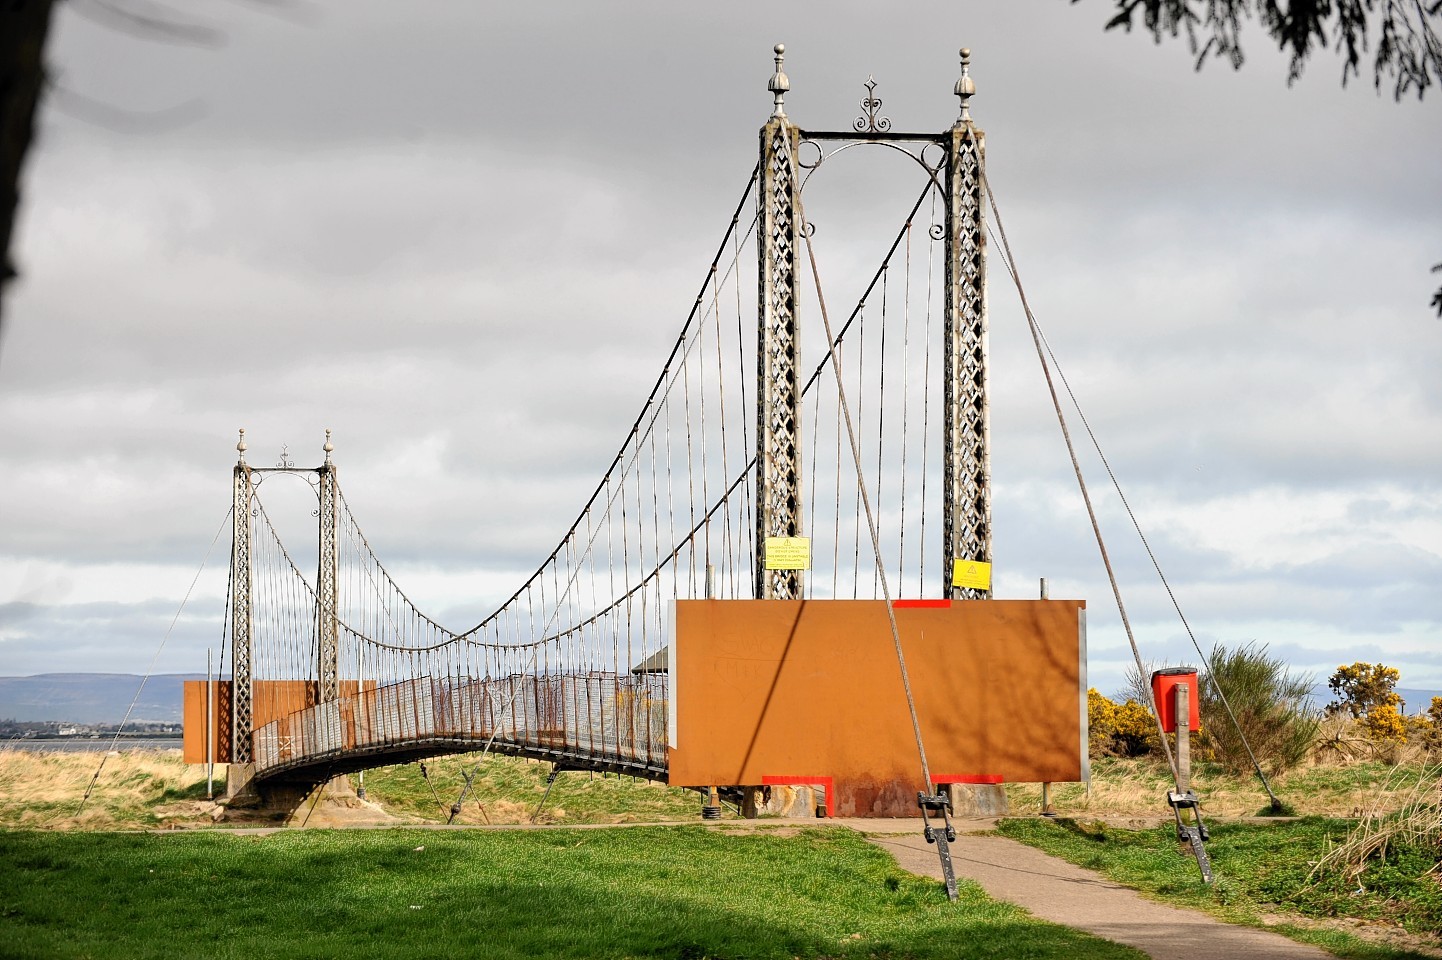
761, 775, 835, 818
892, 599, 952, 608
931, 774, 1004, 784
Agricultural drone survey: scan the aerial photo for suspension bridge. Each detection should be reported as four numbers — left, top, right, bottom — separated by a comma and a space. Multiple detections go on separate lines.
185, 47, 1090, 827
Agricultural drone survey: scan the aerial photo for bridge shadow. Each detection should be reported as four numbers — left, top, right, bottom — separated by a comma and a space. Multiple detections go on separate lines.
176, 827, 1137, 960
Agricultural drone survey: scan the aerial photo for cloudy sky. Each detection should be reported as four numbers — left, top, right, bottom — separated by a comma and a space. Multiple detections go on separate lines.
1, 1, 1439, 704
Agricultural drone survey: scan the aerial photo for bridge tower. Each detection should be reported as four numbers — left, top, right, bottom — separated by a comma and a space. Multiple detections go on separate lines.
753, 47, 991, 602
226, 430, 340, 796
755, 45, 804, 600
229, 433, 253, 771
942, 49, 991, 600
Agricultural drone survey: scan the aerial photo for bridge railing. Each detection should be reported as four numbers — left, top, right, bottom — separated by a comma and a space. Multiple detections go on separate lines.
251, 672, 668, 778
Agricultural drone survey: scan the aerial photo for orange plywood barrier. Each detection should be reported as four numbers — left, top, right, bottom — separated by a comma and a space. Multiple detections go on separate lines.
667, 599, 1087, 817
182, 680, 372, 763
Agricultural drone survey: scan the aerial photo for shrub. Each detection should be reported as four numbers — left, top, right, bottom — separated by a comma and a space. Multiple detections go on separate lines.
1361, 702, 1408, 744
1326, 662, 1402, 719
1197, 641, 1320, 777
1087, 688, 1160, 759
1087, 688, 1118, 756
1415, 698, 1442, 752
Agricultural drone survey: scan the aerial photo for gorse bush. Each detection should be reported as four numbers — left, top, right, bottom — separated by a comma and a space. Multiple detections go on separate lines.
1413, 697, 1442, 750
1198, 641, 1320, 777
1087, 688, 1160, 759
1360, 702, 1408, 744
1326, 662, 1402, 719
1326, 662, 1434, 749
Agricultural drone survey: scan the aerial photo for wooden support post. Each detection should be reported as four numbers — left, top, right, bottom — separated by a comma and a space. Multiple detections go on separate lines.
701, 563, 722, 820
206, 649, 214, 801
1175, 682, 1190, 796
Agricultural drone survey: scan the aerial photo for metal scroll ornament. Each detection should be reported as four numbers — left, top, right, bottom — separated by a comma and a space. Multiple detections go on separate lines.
853, 76, 891, 133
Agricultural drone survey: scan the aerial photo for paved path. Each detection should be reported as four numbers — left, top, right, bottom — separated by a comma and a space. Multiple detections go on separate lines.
837, 819, 1334, 960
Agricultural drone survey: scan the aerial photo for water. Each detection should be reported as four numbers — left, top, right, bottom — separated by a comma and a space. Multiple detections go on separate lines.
2, 738, 184, 753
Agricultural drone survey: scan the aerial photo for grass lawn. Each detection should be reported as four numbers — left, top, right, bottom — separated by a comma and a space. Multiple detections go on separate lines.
0, 825, 1147, 960
357, 753, 704, 825
997, 817, 1442, 959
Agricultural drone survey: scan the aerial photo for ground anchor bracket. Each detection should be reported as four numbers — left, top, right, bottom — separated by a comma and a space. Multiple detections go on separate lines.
530, 763, 581, 824
918, 791, 959, 901
1167, 789, 1214, 884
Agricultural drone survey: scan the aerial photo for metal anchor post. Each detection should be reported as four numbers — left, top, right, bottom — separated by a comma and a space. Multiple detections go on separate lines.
919, 791, 960, 901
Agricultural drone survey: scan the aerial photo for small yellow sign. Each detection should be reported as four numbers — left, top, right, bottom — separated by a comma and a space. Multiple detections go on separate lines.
764, 536, 811, 571
951, 559, 992, 590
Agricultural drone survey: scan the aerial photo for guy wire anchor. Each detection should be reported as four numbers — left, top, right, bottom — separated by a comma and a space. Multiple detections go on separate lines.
1168, 789, 1214, 884
918, 791, 959, 901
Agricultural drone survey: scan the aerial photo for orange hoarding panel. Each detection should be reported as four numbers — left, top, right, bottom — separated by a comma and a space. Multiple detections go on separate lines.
668, 599, 1086, 816
183, 681, 230, 764
182, 680, 373, 764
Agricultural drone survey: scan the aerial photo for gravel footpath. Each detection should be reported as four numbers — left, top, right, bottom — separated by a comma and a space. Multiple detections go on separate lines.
835, 818, 1336, 960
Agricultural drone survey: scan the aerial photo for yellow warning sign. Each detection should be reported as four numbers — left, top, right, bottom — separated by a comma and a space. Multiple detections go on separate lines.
951, 559, 992, 590
764, 536, 811, 571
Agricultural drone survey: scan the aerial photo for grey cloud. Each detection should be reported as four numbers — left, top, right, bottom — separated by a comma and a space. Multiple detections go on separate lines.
2, 0, 1438, 694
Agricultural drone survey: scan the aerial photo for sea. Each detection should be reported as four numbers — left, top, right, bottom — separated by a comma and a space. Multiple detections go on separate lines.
2, 738, 185, 753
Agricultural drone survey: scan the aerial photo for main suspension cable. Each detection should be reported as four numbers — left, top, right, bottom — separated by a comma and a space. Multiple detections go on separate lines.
972, 125, 1280, 805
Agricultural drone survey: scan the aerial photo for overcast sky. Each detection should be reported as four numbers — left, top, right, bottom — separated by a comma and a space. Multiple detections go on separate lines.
1, 1, 1439, 704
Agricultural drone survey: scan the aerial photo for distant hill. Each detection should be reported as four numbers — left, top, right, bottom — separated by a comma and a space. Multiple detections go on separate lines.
1309, 683, 1442, 715
1397, 689, 1442, 712
0, 674, 207, 724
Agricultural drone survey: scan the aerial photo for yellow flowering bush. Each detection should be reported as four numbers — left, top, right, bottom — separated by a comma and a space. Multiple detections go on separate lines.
1087, 688, 1160, 758
1361, 702, 1408, 743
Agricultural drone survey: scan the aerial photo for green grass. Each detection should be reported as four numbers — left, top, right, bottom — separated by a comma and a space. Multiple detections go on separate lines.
0, 825, 1146, 960
997, 817, 1442, 959
359, 753, 705, 824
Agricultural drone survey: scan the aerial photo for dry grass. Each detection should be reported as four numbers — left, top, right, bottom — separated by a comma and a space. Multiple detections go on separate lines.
4, 747, 1436, 831
1309, 762, 1442, 883
0, 746, 218, 830
1006, 754, 1439, 819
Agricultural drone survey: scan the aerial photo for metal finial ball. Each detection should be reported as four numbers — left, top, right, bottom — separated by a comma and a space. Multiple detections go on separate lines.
768, 41, 790, 117
324, 428, 334, 454
955, 46, 976, 121
237, 428, 247, 453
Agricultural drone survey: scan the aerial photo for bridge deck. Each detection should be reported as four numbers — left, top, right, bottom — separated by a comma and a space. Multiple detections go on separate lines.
249, 673, 669, 787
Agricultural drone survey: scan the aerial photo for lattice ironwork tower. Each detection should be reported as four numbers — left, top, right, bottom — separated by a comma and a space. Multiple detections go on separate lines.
755, 44, 804, 600
942, 49, 991, 600
230, 432, 254, 763
315, 432, 339, 705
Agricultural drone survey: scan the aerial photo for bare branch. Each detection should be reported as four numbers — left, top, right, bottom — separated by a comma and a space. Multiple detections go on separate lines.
1077, 0, 1442, 99
71, 0, 225, 49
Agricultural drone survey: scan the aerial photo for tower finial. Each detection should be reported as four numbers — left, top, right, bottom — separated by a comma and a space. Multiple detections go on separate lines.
768, 43, 790, 118
323, 428, 334, 465
236, 428, 247, 464
954, 47, 976, 123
